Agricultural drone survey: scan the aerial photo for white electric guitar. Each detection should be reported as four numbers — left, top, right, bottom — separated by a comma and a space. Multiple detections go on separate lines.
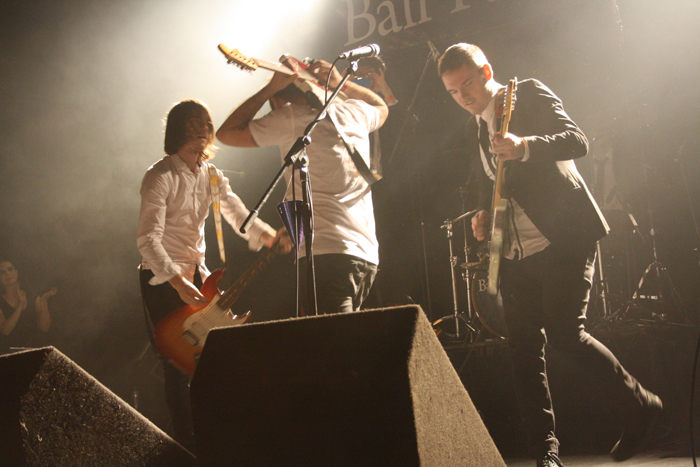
487, 78, 517, 296
217, 44, 348, 108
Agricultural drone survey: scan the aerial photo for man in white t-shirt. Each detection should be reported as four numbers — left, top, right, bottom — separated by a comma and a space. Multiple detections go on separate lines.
217, 59, 388, 314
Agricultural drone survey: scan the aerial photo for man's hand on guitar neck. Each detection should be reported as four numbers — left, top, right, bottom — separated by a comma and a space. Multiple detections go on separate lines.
491, 133, 527, 162
472, 209, 490, 241
262, 228, 294, 254
306, 59, 343, 90
267, 66, 300, 95
169, 274, 209, 307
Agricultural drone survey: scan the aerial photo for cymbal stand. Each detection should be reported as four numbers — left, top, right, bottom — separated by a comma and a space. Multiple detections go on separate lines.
631, 219, 686, 322
594, 240, 610, 320
600, 195, 644, 324
629, 166, 686, 322
437, 210, 477, 339
457, 184, 475, 320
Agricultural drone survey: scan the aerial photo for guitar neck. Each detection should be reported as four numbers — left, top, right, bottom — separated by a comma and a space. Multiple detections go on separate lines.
491, 78, 516, 211
492, 163, 506, 210
498, 110, 511, 138
491, 123, 507, 212
218, 248, 278, 310
492, 111, 508, 209
251, 57, 318, 83
218, 44, 350, 110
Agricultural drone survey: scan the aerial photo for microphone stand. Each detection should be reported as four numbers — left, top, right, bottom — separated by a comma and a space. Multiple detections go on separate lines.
240, 60, 360, 317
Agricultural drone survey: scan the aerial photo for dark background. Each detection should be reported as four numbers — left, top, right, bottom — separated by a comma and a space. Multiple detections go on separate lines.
1, 0, 699, 455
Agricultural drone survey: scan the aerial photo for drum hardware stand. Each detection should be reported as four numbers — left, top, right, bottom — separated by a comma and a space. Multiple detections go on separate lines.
457, 184, 475, 316
593, 240, 611, 321
433, 210, 477, 340
629, 220, 686, 322
588, 144, 612, 323
595, 189, 643, 324
626, 165, 687, 323
678, 141, 700, 270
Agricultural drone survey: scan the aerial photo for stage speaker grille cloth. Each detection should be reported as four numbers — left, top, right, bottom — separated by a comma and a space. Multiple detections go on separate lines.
0, 346, 196, 467
191, 305, 505, 467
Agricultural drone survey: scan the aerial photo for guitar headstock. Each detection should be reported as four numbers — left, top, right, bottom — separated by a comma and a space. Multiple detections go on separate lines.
505, 77, 517, 117
496, 78, 517, 116
218, 44, 258, 72
496, 77, 517, 136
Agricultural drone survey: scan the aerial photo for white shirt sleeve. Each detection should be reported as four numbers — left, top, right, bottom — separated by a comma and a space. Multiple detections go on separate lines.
248, 104, 296, 149
136, 170, 181, 284
217, 168, 275, 251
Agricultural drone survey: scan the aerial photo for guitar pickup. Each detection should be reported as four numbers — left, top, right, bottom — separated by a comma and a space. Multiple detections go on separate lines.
182, 330, 200, 347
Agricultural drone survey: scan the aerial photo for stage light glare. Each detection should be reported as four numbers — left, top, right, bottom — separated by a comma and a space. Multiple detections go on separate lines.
214, 0, 323, 56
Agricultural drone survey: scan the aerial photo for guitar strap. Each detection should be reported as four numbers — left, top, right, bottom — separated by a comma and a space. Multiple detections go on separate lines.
341, 136, 382, 186
370, 129, 383, 179
207, 164, 226, 264
327, 110, 382, 186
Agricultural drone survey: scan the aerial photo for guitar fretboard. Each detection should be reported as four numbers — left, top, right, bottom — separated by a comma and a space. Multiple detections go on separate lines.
254, 57, 318, 83
218, 247, 278, 310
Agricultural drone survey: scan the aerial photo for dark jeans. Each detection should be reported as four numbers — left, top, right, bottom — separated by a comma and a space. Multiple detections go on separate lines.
500, 243, 644, 459
139, 267, 199, 453
300, 254, 378, 315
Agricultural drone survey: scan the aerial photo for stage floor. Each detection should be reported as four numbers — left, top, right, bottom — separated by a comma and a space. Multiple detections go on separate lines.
504, 453, 693, 466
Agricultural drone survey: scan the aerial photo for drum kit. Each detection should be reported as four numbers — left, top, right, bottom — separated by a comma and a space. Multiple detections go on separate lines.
431, 209, 508, 347
432, 192, 689, 349
431, 156, 694, 348
590, 201, 688, 327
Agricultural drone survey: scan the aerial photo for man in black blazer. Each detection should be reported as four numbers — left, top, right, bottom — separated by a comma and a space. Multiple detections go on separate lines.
438, 43, 662, 467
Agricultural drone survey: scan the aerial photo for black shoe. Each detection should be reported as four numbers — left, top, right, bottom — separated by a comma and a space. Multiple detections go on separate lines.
610, 389, 663, 461
536, 452, 565, 467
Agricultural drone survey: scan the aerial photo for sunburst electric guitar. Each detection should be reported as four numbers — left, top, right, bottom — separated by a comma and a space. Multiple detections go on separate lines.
217, 44, 348, 108
487, 78, 517, 296
154, 245, 280, 375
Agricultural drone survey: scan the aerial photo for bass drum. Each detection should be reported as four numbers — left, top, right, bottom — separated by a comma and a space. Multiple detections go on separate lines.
471, 269, 508, 339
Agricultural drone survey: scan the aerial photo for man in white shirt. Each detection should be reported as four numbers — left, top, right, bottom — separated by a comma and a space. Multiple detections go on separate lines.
216, 59, 387, 315
137, 99, 291, 451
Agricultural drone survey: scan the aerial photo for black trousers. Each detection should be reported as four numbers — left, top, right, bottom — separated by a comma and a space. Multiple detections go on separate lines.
500, 243, 645, 459
300, 254, 378, 315
139, 267, 200, 453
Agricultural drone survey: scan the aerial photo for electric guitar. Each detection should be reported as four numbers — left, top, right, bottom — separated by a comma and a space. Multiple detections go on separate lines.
217, 44, 348, 108
487, 78, 517, 296
153, 245, 281, 375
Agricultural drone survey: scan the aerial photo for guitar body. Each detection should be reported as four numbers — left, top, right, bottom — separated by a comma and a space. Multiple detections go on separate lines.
153, 269, 251, 376
487, 199, 507, 296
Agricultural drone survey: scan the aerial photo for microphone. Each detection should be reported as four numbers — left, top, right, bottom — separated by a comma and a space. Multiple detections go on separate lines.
338, 44, 380, 61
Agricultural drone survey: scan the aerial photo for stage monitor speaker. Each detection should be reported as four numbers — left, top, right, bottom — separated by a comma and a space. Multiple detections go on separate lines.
191, 305, 505, 467
0, 346, 196, 467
